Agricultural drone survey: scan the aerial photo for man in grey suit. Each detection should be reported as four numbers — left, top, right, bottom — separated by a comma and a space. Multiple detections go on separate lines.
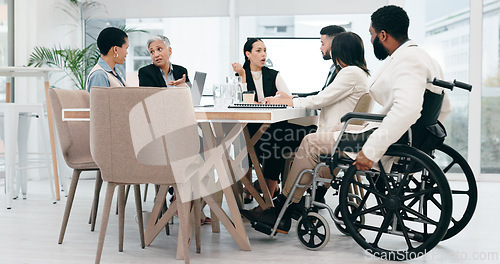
295, 25, 346, 97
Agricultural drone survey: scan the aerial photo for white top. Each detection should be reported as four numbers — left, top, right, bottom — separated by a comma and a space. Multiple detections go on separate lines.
243, 71, 291, 102
362, 40, 452, 162
292, 66, 369, 132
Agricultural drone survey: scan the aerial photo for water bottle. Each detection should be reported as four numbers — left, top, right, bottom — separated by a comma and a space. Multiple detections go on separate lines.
233, 75, 243, 103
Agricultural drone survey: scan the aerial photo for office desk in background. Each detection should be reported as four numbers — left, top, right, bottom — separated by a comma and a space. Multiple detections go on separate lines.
0, 67, 62, 201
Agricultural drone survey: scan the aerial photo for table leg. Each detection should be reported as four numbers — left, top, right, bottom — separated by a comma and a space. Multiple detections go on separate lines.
44, 80, 60, 200
242, 124, 274, 209
199, 122, 221, 233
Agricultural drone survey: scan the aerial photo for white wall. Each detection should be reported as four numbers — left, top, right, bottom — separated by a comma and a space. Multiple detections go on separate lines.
95, 0, 393, 19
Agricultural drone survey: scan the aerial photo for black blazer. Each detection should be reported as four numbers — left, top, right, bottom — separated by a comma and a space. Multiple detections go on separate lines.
138, 63, 190, 87
245, 66, 279, 102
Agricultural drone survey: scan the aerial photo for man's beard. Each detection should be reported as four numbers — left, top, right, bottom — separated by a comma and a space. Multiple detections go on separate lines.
323, 52, 331, 60
373, 35, 389, 60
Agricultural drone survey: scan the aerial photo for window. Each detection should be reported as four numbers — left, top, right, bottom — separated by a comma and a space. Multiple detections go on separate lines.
87, 17, 230, 92
414, 0, 471, 167
481, 0, 500, 173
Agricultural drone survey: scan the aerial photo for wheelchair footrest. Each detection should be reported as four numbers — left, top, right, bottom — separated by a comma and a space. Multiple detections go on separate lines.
251, 221, 274, 235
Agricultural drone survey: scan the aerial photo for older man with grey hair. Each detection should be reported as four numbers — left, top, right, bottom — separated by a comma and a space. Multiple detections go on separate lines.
138, 35, 190, 87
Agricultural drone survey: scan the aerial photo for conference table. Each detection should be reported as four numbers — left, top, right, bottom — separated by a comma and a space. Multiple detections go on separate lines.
62, 105, 316, 252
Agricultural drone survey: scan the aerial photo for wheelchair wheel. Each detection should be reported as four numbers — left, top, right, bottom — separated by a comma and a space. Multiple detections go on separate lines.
296, 212, 330, 251
334, 202, 365, 236
433, 143, 477, 240
339, 144, 452, 260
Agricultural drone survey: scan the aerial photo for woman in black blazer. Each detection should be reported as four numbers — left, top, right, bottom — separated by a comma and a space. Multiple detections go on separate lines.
138, 35, 190, 87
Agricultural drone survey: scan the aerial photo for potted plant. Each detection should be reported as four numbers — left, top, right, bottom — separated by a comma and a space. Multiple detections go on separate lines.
28, 0, 145, 90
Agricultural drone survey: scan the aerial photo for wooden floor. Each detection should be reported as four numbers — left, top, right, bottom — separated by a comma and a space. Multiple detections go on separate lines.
1, 177, 499, 263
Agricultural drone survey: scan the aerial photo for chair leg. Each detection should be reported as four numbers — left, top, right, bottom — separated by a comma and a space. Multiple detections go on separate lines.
134, 184, 145, 249
154, 184, 170, 235
118, 185, 126, 252
193, 199, 201, 253
143, 184, 149, 202
95, 182, 116, 264
174, 186, 190, 264
58, 169, 81, 244
90, 171, 103, 231
116, 184, 130, 215
124, 184, 131, 205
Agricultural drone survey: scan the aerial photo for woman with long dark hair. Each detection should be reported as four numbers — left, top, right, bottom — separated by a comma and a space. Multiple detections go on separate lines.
232, 38, 290, 102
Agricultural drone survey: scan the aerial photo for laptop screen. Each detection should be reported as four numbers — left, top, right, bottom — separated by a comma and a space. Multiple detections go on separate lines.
190, 71, 207, 106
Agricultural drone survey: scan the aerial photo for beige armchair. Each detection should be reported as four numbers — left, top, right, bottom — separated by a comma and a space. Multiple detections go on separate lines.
90, 86, 199, 263
48, 88, 103, 244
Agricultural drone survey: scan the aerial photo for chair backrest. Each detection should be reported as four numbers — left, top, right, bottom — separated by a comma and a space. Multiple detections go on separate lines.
90, 86, 199, 186
350, 93, 373, 125
48, 88, 96, 169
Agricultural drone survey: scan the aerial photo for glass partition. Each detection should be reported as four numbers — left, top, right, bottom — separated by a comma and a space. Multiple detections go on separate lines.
417, 0, 471, 169
481, 0, 500, 173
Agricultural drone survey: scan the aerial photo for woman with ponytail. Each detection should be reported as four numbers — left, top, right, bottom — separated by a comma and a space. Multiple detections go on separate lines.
232, 38, 291, 102
232, 38, 316, 204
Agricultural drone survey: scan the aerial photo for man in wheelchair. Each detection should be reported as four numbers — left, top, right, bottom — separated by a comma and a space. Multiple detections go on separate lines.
242, 5, 452, 237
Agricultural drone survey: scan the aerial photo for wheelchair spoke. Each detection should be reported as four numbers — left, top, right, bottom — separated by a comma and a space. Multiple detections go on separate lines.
297, 227, 308, 237
357, 190, 371, 212
315, 219, 325, 229
427, 195, 443, 210
395, 210, 414, 250
364, 174, 387, 199
401, 205, 439, 226
377, 161, 394, 193
351, 203, 385, 218
406, 195, 420, 209
373, 211, 393, 246
352, 179, 386, 199
451, 190, 470, 195
442, 160, 457, 174
402, 187, 439, 202
316, 233, 326, 241
395, 159, 420, 195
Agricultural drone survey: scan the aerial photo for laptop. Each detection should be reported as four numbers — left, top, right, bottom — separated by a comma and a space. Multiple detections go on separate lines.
190, 71, 208, 107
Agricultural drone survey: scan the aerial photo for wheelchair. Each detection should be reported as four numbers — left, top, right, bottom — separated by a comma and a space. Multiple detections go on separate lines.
250, 79, 476, 260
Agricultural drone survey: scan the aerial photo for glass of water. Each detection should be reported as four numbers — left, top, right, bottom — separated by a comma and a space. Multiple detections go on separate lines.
213, 84, 223, 108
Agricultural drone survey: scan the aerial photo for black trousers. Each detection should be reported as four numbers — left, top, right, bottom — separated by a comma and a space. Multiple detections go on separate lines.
248, 121, 317, 182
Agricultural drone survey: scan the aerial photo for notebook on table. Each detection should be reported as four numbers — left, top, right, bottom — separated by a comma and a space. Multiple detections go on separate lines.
228, 103, 288, 109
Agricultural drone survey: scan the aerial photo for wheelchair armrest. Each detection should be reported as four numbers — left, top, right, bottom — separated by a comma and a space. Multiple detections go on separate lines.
340, 112, 386, 123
